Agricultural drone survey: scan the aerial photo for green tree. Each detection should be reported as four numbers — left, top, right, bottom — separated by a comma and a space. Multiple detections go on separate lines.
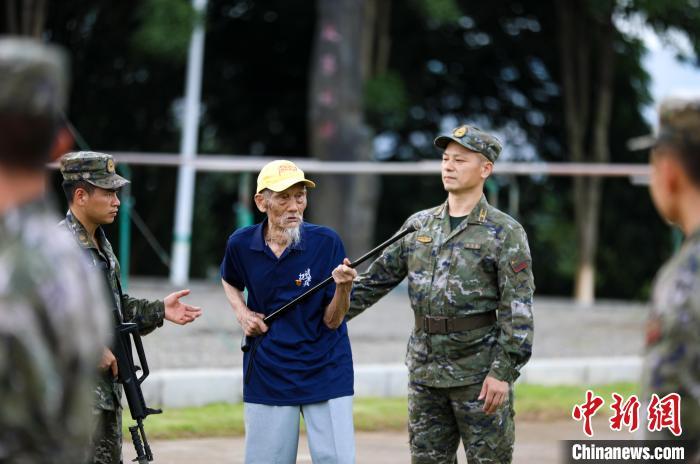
308, 0, 378, 260
27, 0, 698, 302
555, 0, 616, 304
554, 0, 700, 303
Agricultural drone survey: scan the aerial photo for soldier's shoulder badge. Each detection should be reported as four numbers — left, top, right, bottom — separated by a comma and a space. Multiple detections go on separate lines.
510, 258, 528, 273
645, 317, 662, 346
453, 126, 468, 138
416, 235, 432, 244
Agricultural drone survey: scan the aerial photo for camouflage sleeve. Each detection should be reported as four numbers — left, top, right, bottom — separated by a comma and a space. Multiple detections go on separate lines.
0, 296, 103, 462
347, 233, 408, 320
121, 294, 165, 336
488, 225, 535, 383
647, 304, 700, 394
646, 264, 700, 398
0, 227, 111, 462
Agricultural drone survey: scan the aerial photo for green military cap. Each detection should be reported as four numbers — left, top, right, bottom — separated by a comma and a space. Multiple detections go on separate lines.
0, 36, 68, 117
434, 124, 503, 163
60, 151, 129, 189
634, 94, 700, 151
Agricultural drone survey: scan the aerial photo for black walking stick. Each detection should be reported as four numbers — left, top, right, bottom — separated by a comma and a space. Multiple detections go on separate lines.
240, 220, 421, 382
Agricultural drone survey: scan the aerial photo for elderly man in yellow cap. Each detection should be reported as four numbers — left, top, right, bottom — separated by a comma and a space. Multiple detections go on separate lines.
220, 160, 357, 463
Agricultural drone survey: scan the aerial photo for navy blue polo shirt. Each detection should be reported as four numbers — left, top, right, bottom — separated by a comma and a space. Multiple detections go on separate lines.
221, 219, 354, 405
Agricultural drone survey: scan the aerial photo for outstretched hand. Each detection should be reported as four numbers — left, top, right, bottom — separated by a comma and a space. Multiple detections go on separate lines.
164, 289, 203, 325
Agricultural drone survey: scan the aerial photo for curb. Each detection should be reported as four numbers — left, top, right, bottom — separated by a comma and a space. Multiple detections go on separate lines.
139, 357, 643, 408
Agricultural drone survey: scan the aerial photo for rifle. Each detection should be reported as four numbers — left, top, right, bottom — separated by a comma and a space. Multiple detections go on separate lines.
101, 263, 161, 463
112, 319, 162, 463
240, 219, 421, 382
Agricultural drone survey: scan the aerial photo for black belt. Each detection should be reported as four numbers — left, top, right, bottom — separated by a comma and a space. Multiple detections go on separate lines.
415, 312, 497, 335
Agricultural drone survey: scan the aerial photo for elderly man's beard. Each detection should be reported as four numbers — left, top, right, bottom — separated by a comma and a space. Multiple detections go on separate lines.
284, 217, 303, 247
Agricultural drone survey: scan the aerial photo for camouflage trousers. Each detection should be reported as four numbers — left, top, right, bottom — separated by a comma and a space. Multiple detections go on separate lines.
408, 381, 514, 464
85, 407, 122, 464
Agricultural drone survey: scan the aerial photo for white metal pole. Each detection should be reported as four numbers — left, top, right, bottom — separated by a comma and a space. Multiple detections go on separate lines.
170, 0, 207, 285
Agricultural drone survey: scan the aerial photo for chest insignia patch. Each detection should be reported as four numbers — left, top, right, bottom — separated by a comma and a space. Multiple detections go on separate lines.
464, 242, 481, 250
297, 268, 312, 287
416, 235, 432, 244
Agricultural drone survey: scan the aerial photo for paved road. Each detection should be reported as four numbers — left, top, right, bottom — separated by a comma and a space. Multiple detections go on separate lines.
125, 418, 630, 463
127, 278, 648, 371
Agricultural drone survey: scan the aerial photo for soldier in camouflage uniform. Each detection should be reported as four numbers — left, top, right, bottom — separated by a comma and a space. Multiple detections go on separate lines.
59, 151, 203, 464
348, 125, 535, 463
0, 38, 111, 462
642, 94, 700, 461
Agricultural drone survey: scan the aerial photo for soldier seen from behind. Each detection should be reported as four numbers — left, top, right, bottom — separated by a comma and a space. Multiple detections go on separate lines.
59, 151, 204, 464
642, 94, 700, 461
0, 37, 111, 463
348, 125, 535, 463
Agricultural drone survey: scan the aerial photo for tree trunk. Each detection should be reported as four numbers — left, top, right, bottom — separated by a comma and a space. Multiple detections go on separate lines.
556, 0, 616, 305
3, 0, 46, 37
309, 0, 379, 261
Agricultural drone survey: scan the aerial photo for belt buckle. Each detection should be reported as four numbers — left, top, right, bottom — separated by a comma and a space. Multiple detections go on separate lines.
425, 316, 447, 334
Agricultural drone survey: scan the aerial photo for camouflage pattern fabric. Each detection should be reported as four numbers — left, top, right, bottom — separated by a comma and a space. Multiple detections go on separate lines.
634, 94, 700, 151
349, 194, 535, 387
60, 210, 164, 464
433, 125, 503, 163
60, 151, 129, 190
0, 199, 110, 463
641, 93, 700, 462
0, 37, 68, 116
656, 95, 700, 148
349, 194, 533, 463
85, 409, 122, 464
643, 228, 700, 459
409, 382, 514, 464
60, 209, 165, 412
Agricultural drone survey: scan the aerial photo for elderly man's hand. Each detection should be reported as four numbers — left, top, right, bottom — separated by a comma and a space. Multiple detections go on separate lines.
332, 258, 357, 288
239, 309, 268, 337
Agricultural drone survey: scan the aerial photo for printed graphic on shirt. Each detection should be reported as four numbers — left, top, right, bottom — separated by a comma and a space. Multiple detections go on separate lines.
296, 268, 312, 287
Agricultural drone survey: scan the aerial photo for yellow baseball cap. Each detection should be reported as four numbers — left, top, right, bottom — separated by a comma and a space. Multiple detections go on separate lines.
256, 160, 316, 194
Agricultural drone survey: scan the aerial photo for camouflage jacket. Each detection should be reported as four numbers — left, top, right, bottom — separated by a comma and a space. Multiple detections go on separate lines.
0, 199, 110, 462
348, 195, 535, 387
60, 210, 164, 411
643, 228, 700, 444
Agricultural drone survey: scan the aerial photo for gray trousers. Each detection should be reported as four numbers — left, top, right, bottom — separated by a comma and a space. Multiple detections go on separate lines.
244, 395, 356, 464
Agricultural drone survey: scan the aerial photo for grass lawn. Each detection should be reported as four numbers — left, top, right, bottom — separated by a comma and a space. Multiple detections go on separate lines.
127, 382, 639, 440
